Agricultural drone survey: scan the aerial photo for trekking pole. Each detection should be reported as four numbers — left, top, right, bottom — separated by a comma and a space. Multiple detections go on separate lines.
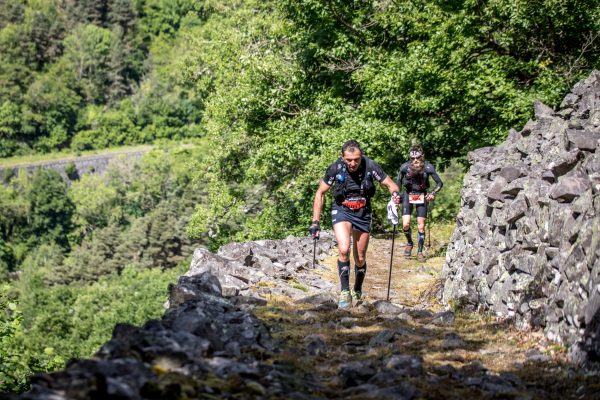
312, 236, 317, 268
427, 200, 434, 248
386, 224, 397, 302
312, 229, 320, 268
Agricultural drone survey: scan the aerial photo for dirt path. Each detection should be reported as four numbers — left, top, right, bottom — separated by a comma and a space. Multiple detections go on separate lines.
256, 236, 599, 399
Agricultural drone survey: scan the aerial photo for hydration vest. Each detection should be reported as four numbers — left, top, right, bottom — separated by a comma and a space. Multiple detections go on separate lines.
332, 158, 376, 203
406, 166, 429, 192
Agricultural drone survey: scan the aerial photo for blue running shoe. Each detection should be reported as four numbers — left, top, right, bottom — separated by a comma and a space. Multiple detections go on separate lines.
338, 290, 352, 309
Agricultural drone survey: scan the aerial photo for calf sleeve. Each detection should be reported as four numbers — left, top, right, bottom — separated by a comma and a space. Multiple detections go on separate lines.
417, 231, 425, 252
354, 263, 367, 292
337, 260, 350, 292
403, 228, 413, 245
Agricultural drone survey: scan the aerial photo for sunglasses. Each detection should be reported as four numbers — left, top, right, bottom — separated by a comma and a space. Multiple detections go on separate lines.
410, 156, 423, 160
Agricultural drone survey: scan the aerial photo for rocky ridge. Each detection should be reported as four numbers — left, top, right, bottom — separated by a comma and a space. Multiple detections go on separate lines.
441, 70, 600, 367
3, 234, 338, 399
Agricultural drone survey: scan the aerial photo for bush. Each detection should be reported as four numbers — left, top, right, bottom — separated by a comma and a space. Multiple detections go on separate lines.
64, 161, 79, 181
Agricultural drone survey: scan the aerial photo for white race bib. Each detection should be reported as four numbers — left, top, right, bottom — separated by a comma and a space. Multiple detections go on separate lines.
408, 193, 425, 204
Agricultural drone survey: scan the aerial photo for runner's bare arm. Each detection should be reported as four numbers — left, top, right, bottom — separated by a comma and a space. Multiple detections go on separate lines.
381, 176, 400, 196
312, 181, 331, 222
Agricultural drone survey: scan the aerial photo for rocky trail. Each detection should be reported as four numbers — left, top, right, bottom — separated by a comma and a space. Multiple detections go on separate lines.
7, 231, 599, 400
251, 235, 599, 399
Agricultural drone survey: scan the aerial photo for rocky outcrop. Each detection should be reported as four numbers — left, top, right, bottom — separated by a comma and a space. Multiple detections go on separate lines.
441, 71, 600, 366
182, 233, 337, 302
4, 234, 338, 399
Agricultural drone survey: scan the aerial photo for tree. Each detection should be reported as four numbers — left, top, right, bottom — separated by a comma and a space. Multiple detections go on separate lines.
62, 24, 113, 103
23, 169, 74, 250
0, 0, 25, 29
69, 174, 122, 240
53, 224, 123, 284
64, 0, 109, 27
0, 23, 33, 103
24, 61, 81, 150
120, 200, 194, 269
108, 0, 137, 35
21, 2, 65, 68
0, 240, 14, 280
140, 0, 204, 37
0, 100, 21, 156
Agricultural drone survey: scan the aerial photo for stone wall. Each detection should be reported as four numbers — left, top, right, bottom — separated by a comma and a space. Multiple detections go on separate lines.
441, 71, 600, 366
0, 149, 148, 183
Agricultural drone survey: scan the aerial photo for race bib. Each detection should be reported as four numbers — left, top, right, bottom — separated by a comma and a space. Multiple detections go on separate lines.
409, 193, 425, 204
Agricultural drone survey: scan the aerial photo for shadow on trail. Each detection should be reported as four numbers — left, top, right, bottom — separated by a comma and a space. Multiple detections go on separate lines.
255, 298, 600, 399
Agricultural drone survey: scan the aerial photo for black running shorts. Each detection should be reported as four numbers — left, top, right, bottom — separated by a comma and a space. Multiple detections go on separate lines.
331, 203, 372, 233
401, 192, 428, 218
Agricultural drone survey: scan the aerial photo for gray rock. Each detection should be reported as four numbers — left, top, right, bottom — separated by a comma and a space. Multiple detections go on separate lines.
369, 330, 396, 346
409, 309, 434, 319
385, 355, 424, 377
373, 300, 405, 314
498, 166, 523, 183
296, 291, 336, 305
304, 334, 328, 356
431, 310, 455, 326
549, 176, 590, 202
14, 234, 347, 399
346, 382, 417, 399
168, 272, 222, 308
534, 100, 554, 118
567, 129, 600, 151
338, 361, 377, 388
442, 333, 466, 350
561, 93, 580, 109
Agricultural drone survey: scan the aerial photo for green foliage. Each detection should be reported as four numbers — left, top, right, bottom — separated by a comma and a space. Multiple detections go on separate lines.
24, 61, 81, 151
140, 0, 204, 37
62, 24, 114, 103
57, 265, 179, 357
122, 199, 195, 269
23, 169, 74, 250
0, 101, 22, 157
54, 145, 204, 284
0, 240, 14, 280
69, 174, 122, 238
429, 160, 464, 222
187, 0, 600, 246
0, 284, 40, 393
0, 250, 66, 392
64, 161, 79, 181
55, 224, 123, 284
71, 102, 144, 150
4, 260, 184, 391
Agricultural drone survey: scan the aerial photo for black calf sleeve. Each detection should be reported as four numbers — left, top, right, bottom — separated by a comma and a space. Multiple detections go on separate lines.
354, 263, 367, 292
337, 260, 350, 292
417, 231, 425, 252
403, 227, 413, 245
